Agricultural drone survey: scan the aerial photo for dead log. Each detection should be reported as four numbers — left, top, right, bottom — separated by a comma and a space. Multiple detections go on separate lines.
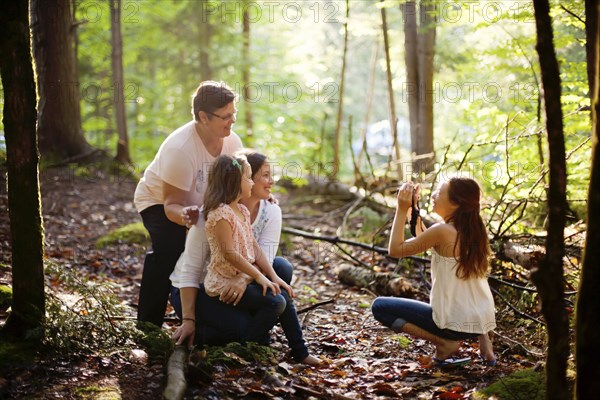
163, 345, 189, 400
337, 264, 417, 298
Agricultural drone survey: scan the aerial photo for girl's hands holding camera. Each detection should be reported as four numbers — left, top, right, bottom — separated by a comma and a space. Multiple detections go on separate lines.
397, 182, 420, 211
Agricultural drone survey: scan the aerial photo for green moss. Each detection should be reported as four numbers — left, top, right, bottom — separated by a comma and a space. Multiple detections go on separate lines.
95, 222, 149, 248
74, 385, 121, 399
0, 285, 12, 310
474, 368, 545, 400
201, 342, 277, 369
135, 321, 173, 362
0, 332, 37, 370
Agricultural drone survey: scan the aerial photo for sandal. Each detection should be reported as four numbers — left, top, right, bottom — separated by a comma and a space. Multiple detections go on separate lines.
432, 356, 471, 368
479, 355, 497, 367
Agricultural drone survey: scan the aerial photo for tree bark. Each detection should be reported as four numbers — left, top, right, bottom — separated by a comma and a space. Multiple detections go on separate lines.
333, 0, 349, 180
242, 1, 254, 143
402, 1, 419, 174
0, 0, 45, 338
381, 1, 401, 180
30, 0, 92, 160
338, 264, 417, 297
401, 1, 436, 176
416, 1, 436, 174
576, 1, 600, 397
110, 0, 131, 164
530, 1, 569, 399
163, 346, 189, 400
586, 0, 599, 101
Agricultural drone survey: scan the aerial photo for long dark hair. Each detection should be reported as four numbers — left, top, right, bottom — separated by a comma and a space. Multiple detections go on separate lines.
236, 149, 267, 179
446, 177, 491, 279
203, 154, 248, 220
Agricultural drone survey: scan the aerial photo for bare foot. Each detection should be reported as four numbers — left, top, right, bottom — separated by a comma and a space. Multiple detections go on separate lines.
434, 339, 461, 360
478, 334, 495, 362
300, 355, 322, 366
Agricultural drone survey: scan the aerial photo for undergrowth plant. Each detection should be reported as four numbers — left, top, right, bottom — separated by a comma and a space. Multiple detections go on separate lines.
44, 262, 172, 359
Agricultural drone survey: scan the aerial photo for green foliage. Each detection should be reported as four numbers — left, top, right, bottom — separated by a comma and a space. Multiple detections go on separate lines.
0, 284, 12, 311
44, 262, 169, 359
474, 368, 546, 400
390, 335, 412, 349
95, 222, 149, 248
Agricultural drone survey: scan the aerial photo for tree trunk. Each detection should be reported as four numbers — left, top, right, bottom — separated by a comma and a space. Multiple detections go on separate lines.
576, 1, 600, 397
110, 0, 131, 164
30, 0, 92, 160
333, 0, 349, 180
530, 1, 569, 399
586, 0, 599, 101
381, 2, 401, 180
357, 36, 379, 170
199, 0, 212, 81
0, 0, 45, 338
242, 2, 254, 143
402, 1, 419, 175
416, 1, 436, 174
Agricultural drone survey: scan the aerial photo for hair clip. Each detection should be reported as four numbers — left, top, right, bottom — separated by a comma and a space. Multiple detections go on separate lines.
231, 159, 241, 170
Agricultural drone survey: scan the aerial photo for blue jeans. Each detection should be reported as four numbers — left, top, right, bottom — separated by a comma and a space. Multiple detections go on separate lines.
171, 257, 309, 361
139, 205, 186, 326
371, 297, 479, 341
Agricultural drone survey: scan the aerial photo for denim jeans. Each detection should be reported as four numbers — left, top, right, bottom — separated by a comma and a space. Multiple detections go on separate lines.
371, 297, 479, 341
171, 256, 309, 361
138, 205, 186, 326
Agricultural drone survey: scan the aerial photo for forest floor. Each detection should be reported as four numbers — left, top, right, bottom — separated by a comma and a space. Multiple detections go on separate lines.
0, 166, 548, 399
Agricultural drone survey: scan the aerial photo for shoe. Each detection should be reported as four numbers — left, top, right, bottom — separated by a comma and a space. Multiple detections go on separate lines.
432, 356, 471, 368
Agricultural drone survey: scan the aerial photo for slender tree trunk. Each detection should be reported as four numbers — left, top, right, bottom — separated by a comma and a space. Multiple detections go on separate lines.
242, 2, 254, 143
402, 1, 419, 172
0, 0, 45, 338
576, 2, 600, 397
333, 0, 349, 179
586, 0, 599, 101
110, 0, 131, 164
30, 0, 92, 160
199, 0, 212, 81
381, 1, 402, 180
530, 1, 569, 399
416, 1, 436, 174
357, 36, 379, 168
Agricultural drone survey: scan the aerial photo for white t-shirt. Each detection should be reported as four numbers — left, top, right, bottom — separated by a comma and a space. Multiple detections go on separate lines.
430, 250, 496, 334
170, 199, 284, 289
133, 120, 243, 212
252, 199, 282, 266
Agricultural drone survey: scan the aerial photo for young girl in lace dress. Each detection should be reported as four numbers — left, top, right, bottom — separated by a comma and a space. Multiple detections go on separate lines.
202, 154, 319, 364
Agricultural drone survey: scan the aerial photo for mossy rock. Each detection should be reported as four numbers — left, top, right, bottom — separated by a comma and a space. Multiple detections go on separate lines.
74, 385, 121, 400
0, 332, 38, 371
95, 222, 149, 248
474, 368, 545, 399
0, 285, 12, 311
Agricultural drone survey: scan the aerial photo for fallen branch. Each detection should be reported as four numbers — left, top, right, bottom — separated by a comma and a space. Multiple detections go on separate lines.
337, 264, 418, 298
163, 345, 189, 400
297, 298, 335, 315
